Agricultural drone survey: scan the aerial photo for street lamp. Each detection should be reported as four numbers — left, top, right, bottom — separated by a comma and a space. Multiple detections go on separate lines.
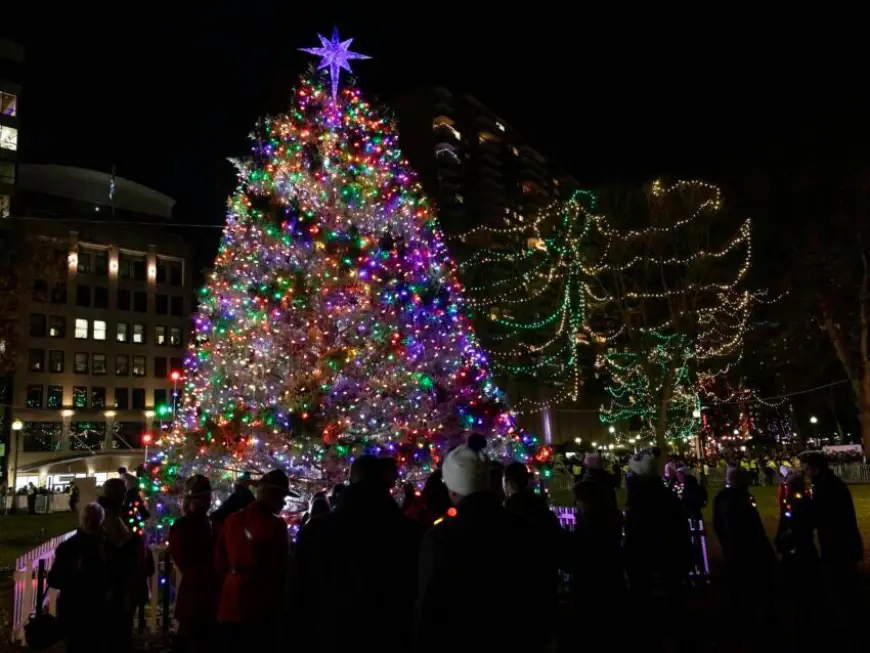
170, 370, 181, 420
11, 418, 23, 431
608, 426, 616, 434
574, 437, 582, 444
810, 416, 818, 424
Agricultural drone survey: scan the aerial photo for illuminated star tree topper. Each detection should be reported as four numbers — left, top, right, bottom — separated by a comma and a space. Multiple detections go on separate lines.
299, 27, 371, 101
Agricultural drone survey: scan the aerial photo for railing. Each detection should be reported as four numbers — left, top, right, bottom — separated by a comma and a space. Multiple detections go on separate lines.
832, 463, 870, 483
3, 494, 70, 514
11, 530, 75, 645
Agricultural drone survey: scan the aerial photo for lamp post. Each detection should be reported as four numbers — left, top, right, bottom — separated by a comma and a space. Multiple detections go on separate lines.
170, 370, 181, 421
10, 418, 23, 490
810, 415, 818, 446
144, 411, 155, 464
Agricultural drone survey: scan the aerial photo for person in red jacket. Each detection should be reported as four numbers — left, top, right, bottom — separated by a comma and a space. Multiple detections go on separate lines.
215, 469, 290, 650
169, 475, 217, 653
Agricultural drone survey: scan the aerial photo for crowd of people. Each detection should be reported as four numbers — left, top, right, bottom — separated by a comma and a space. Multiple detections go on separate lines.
41, 443, 866, 653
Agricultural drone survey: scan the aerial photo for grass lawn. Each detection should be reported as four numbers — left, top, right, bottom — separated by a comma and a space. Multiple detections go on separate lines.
551, 482, 870, 565
0, 512, 77, 572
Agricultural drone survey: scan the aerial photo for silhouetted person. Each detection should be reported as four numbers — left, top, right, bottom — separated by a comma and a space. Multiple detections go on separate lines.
327, 482, 345, 509
169, 475, 218, 653
49, 503, 109, 653
415, 445, 548, 653
713, 467, 775, 636
211, 473, 254, 534
404, 470, 451, 527
286, 455, 420, 653
802, 451, 864, 630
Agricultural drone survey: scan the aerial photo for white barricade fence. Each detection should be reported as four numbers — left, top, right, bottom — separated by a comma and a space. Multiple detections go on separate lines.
11, 530, 76, 645
832, 463, 870, 483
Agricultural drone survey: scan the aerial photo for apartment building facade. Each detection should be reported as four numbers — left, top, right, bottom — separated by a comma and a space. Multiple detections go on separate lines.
0, 38, 22, 217
3, 165, 191, 489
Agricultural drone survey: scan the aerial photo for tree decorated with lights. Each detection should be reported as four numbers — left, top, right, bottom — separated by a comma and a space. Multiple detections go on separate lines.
456, 191, 613, 415
592, 180, 760, 450
148, 31, 538, 522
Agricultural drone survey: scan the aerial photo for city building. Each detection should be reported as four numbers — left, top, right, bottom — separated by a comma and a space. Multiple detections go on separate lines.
2, 164, 192, 489
0, 38, 22, 217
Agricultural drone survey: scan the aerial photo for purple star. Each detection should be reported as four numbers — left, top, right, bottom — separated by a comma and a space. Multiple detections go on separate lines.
299, 28, 371, 101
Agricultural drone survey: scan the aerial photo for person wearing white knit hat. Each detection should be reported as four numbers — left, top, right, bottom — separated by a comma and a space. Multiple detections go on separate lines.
441, 443, 491, 504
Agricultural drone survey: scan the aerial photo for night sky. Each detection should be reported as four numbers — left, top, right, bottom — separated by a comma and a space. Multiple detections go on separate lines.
5, 6, 869, 230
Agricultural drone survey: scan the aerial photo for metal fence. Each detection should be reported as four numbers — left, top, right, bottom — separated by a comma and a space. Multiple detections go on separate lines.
3, 494, 70, 514
832, 463, 870, 483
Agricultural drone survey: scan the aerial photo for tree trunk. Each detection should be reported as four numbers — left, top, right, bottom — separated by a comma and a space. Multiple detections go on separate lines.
861, 372, 870, 456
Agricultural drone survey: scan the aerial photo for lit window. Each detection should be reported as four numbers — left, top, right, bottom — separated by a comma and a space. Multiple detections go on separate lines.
455, 192, 464, 204
93, 320, 107, 341
169, 327, 182, 347
75, 319, 88, 340
117, 322, 128, 342
0, 125, 18, 151
132, 356, 146, 377
133, 324, 145, 344
478, 131, 499, 144
495, 120, 505, 132
156, 325, 166, 346
0, 92, 16, 117
0, 194, 9, 218
511, 147, 519, 156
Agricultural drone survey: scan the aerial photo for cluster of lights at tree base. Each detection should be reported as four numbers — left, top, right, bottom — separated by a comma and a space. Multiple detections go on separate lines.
145, 65, 547, 532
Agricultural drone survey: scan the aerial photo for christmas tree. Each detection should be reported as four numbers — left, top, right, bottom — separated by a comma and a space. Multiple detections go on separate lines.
147, 31, 537, 527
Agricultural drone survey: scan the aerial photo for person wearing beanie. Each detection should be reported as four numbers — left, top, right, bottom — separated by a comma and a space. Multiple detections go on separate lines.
211, 472, 255, 533
414, 446, 549, 653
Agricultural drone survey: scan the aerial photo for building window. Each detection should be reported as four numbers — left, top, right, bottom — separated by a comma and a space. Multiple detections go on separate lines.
154, 388, 167, 409
77, 253, 92, 274
156, 262, 168, 284
93, 320, 107, 341
170, 263, 183, 286
132, 388, 146, 410
115, 388, 129, 409
32, 279, 48, 303
478, 131, 499, 144
30, 314, 46, 337
71, 422, 105, 451
132, 356, 146, 377
115, 354, 129, 376
116, 322, 128, 343
0, 125, 18, 151
72, 386, 88, 408
0, 160, 15, 185
133, 291, 147, 313
0, 91, 16, 117
119, 254, 146, 280
170, 296, 183, 317
93, 353, 107, 375
155, 294, 168, 315
26, 385, 44, 409
133, 324, 145, 344
48, 350, 64, 373
169, 327, 181, 347
94, 252, 108, 276
91, 387, 106, 409
74, 353, 88, 374
133, 260, 147, 281
75, 319, 88, 339
0, 194, 9, 218
76, 284, 90, 307
29, 349, 45, 372
22, 422, 61, 453
48, 316, 65, 338
47, 385, 63, 409
156, 326, 166, 346
94, 286, 109, 309
495, 120, 506, 132
154, 357, 167, 378
118, 289, 131, 310
51, 283, 67, 304
511, 146, 519, 156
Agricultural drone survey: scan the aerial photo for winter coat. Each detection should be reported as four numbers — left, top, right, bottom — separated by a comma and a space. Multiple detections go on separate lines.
679, 475, 707, 521
48, 531, 109, 624
285, 481, 420, 653
505, 490, 568, 595
414, 492, 548, 653
624, 475, 693, 583
168, 514, 219, 622
810, 470, 863, 564
713, 487, 776, 576
215, 500, 289, 624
